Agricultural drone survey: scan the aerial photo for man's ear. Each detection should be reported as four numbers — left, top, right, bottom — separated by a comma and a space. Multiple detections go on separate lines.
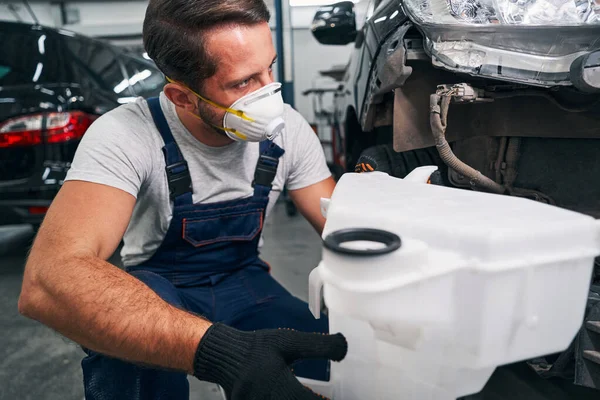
163, 83, 199, 113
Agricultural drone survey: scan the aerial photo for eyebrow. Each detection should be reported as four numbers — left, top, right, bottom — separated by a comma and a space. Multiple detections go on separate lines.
226, 55, 278, 88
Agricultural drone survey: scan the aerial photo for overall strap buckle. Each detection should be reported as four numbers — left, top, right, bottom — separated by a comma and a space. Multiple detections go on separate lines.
252, 155, 279, 188
166, 160, 192, 200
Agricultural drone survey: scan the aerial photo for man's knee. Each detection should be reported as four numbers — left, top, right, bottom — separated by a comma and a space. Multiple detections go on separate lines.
230, 294, 329, 334
82, 349, 189, 400
129, 270, 186, 309
81, 271, 190, 399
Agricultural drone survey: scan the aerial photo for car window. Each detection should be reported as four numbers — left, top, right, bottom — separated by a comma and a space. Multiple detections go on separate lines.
365, 0, 377, 21
0, 30, 69, 86
122, 57, 165, 98
363, 0, 386, 21
63, 37, 133, 96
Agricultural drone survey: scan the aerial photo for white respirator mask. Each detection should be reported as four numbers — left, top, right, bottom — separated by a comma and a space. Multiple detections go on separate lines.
168, 77, 286, 142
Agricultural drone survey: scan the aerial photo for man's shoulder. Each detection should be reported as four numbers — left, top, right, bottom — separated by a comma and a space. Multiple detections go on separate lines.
97, 97, 153, 129
84, 97, 161, 147
282, 103, 307, 124
71, 96, 164, 177
280, 104, 317, 145
65, 96, 166, 196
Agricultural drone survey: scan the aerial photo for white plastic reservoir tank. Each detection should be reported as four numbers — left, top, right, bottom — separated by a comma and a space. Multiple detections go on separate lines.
302, 167, 600, 400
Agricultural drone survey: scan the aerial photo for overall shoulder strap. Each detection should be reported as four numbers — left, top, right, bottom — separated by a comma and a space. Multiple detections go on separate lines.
146, 97, 193, 205
253, 139, 285, 198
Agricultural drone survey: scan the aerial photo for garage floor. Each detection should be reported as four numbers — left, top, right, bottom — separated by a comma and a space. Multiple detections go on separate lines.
1, 201, 599, 400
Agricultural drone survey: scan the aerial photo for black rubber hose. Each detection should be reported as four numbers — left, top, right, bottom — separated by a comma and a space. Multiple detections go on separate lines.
430, 94, 506, 195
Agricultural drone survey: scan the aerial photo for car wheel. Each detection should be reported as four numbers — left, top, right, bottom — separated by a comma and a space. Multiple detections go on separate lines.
354, 144, 451, 184
346, 138, 366, 172
285, 200, 298, 217
328, 163, 345, 182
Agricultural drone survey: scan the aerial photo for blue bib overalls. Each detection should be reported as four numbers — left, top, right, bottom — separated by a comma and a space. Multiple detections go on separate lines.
81, 98, 330, 399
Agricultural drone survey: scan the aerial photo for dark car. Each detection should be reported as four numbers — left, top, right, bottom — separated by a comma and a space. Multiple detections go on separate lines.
311, 0, 600, 394
0, 21, 165, 228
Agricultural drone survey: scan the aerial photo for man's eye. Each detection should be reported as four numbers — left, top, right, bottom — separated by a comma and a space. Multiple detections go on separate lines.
237, 79, 250, 89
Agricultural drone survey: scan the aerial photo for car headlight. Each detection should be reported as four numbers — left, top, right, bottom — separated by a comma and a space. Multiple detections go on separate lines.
402, 0, 600, 88
404, 0, 600, 25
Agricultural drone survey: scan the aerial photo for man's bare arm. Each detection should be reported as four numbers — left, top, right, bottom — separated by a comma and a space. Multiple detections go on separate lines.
18, 181, 210, 374
288, 176, 336, 236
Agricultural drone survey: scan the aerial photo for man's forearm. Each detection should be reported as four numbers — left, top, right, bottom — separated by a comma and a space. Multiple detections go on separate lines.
19, 252, 210, 374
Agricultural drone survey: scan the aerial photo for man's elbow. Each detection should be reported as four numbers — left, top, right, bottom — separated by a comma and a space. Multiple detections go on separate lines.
18, 293, 34, 319
18, 280, 42, 319
18, 261, 48, 320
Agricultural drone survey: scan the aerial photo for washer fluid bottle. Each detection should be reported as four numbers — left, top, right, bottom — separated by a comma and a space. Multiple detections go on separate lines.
299, 167, 600, 400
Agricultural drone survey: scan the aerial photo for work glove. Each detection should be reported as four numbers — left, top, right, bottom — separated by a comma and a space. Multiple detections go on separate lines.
193, 323, 348, 400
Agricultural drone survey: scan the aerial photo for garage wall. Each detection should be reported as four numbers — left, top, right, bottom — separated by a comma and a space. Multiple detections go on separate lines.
290, 28, 353, 123
287, 4, 370, 123
0, 1, 369, 123
0, 3, 59, 26
63, 1, 148, 38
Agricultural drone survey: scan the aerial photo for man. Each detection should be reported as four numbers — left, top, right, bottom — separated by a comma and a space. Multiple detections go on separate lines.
17, 0, 347, 399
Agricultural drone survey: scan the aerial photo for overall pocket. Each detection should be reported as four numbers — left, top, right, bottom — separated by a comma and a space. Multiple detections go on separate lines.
182, 209, 263, 247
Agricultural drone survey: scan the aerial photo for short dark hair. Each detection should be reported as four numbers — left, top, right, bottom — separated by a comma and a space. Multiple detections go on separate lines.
143, 0, 271, 91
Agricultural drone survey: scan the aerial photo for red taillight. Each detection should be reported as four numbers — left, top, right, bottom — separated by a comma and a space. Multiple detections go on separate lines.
28, 206, 49, 215
46, 112, 97, 144
0, 111, 97, 148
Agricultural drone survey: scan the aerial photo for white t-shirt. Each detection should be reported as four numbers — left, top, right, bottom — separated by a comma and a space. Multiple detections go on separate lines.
64, 92, 331, 266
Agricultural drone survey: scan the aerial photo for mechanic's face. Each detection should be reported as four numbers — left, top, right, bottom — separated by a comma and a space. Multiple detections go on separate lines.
195, 22, 277, 135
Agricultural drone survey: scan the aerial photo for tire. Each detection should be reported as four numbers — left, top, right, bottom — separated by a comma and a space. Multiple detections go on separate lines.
354, 144, 451, 185
328, 163, 345, 182
347, 138, 368, 173
285, 200, 298, 217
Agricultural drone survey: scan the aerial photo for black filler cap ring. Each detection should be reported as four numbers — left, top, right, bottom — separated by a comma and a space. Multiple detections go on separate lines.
323, 228, 401, 256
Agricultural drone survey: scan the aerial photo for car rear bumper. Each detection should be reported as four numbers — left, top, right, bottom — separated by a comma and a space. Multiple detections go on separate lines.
0, 181, 59, 226
0, 199, 53, 226
0, 160, 69, 226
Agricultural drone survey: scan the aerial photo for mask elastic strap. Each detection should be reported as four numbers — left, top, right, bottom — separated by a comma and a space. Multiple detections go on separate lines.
166, 77, 255, 123
185, 109, 249, 141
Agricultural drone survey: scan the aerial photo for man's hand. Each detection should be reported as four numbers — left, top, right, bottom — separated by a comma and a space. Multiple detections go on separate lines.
194, 323, 348, 400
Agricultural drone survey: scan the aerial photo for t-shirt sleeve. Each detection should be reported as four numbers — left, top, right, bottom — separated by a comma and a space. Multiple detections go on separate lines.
284, 106, 332, 191
64, 108, 153, 199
